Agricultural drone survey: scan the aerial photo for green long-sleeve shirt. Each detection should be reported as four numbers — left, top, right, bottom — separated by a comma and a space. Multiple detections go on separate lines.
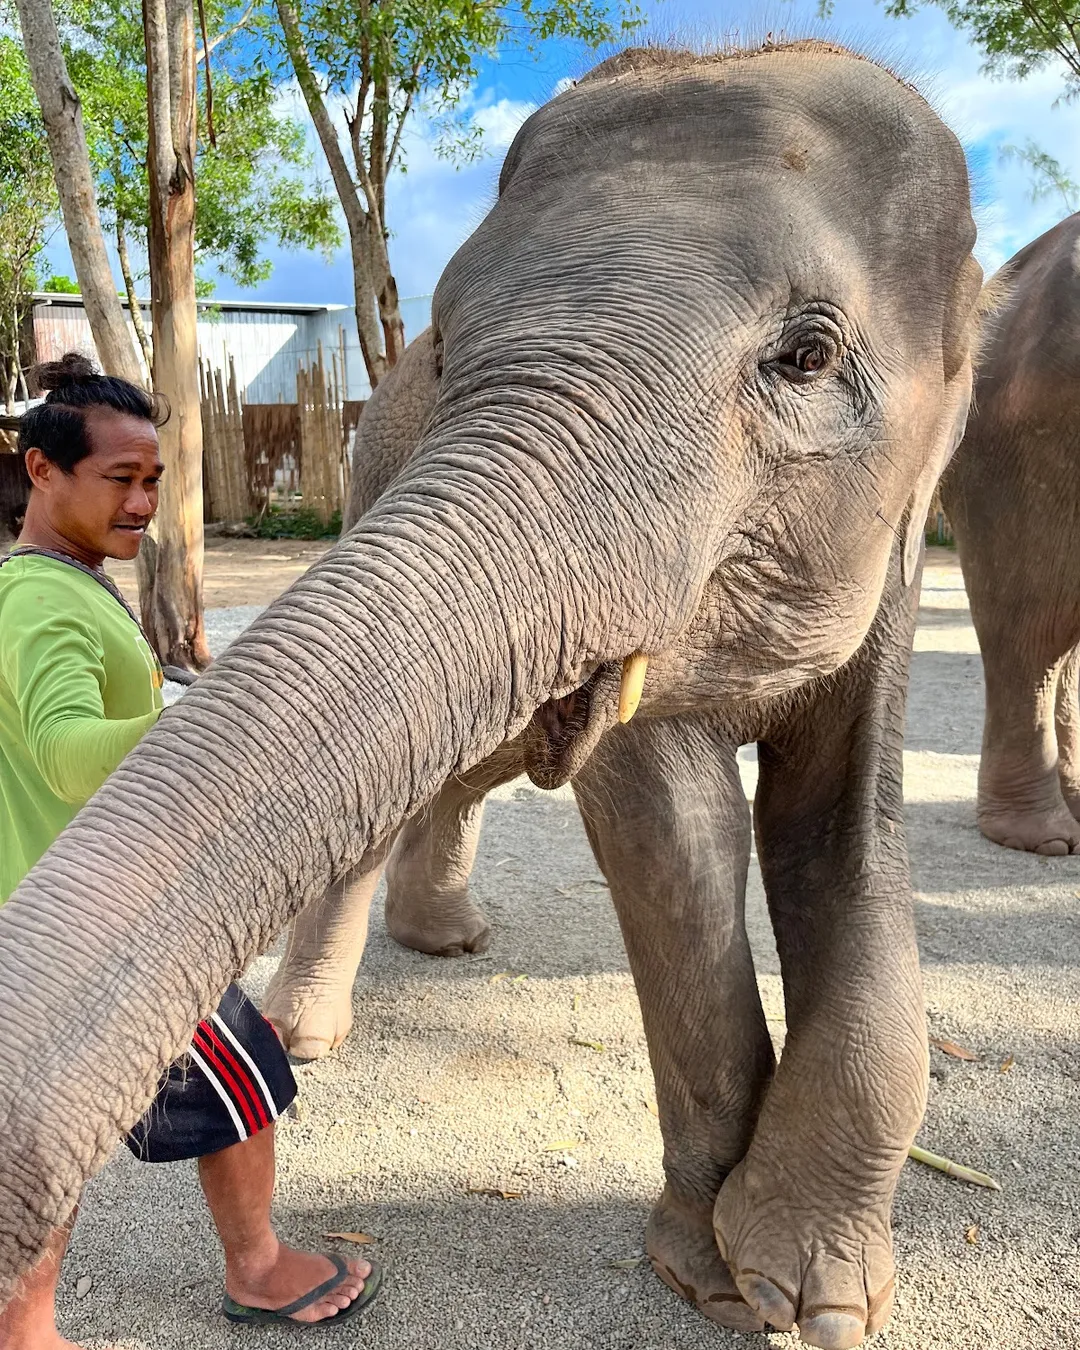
0, 554, 163, 903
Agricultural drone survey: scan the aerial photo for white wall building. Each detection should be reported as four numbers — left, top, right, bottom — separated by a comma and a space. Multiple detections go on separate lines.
29, 292, 433, 403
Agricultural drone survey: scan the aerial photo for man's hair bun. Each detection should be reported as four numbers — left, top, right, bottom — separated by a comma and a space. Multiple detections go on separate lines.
33, 352, 100, 393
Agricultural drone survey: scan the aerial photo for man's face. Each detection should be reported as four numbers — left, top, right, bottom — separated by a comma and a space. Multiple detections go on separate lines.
26, 410, 163, 561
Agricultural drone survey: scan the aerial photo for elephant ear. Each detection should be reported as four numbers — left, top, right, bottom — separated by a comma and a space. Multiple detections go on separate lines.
902, 368, 973, 588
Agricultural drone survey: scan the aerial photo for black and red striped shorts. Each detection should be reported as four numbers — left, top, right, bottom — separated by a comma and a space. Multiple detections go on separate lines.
125, 984, 297, 1163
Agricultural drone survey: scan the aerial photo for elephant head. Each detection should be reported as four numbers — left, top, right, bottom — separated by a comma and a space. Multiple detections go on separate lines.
0, 42, 982, 1297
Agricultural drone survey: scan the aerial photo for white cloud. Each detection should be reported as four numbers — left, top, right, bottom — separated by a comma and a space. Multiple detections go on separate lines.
470, 96, 536, 148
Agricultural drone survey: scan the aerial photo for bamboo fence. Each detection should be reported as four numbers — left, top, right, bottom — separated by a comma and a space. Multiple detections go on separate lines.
243, 402, 300, 518
198, 326, 359, 524
199, 356, 251, 523
296, 334, 351, 527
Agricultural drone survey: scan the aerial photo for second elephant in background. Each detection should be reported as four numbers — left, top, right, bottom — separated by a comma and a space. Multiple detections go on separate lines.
941, 211, 1080, 855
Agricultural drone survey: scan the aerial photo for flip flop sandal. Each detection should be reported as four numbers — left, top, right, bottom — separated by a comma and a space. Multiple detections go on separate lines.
222, 1252, 383, 1327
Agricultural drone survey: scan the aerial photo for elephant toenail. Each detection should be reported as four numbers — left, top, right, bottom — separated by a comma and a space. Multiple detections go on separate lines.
799, 1309, 867, 1350
736, 1271, 796, 1330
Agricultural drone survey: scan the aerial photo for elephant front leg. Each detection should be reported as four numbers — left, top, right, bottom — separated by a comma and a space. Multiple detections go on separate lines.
715, 602, 925, 1350
264, 847, 388, 1061
384, 739, 525, 956
574, 718, 774, 1334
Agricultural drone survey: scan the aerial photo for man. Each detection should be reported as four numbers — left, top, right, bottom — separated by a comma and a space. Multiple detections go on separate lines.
0, 354, 380, 1346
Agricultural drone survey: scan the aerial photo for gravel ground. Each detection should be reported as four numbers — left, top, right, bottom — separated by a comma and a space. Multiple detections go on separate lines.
61, 551, 1080, 1349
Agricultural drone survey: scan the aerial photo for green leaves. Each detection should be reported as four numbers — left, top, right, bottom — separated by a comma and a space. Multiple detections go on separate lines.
0, 35, 56, 402
39, 0, 342, 294
273, 0, 643, 179
1000, 138, 1079, 211
878, 0, 1080, 100
872, 0, 1079, 219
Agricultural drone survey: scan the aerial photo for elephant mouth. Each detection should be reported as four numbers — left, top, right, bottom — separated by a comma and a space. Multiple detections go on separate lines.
524, 662, 623, 789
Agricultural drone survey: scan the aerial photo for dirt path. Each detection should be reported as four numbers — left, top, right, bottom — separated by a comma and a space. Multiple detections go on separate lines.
108, 538, 332, 610
62, 548, 1080, 1349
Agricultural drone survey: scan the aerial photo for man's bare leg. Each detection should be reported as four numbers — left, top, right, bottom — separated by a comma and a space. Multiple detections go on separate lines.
200, 1125, 371, 1323
0, 1212, 78, 1349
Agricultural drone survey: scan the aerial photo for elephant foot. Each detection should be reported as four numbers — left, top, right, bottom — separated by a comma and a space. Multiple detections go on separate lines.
384, 888, 491, 957
977, 797, 1080, 855
646, 1186, 764, 1332
713, 1158, 896, 1349
262, 981, 354, 1062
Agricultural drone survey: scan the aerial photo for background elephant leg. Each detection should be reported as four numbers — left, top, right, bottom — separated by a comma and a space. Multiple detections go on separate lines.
1055, 643, 1080, 823
574, 717, 774, 1334
943, 461, 1080, 855
714, 578, 925, 1350
976, 624, 1080, 854
384, 740, 524, 956
263, 847, 388, 1061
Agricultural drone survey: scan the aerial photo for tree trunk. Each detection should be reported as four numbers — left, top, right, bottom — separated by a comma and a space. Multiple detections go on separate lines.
364, 68, 405, 369
116, 221, 154, 377
13, 0, 143, 386
368, 221, 405, 370
348, 219, 389, 388
275, 0, 395, 389
142, 0, 209, 671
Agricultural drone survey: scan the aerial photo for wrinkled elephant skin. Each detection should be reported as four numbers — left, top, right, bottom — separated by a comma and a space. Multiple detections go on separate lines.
942, 211, 1080, 854
0, 44, 985, 1350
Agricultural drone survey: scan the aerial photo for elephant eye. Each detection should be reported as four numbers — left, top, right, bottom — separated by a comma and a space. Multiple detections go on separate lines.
773, 337, 837, 381
764, 313, 845, 385
796, 345, 826, 372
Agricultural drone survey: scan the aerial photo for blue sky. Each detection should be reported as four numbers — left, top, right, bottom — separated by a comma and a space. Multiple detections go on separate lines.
45, 0, 1080, 316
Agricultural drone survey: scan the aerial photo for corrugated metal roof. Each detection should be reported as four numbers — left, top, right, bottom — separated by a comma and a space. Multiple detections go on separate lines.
30, 292, 353, 316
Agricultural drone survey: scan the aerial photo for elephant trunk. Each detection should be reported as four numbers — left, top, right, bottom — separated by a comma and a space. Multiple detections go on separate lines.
0, 412, 692, 1297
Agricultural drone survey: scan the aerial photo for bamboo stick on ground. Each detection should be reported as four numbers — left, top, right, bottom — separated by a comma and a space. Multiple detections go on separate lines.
908, 1143, 1002, 1191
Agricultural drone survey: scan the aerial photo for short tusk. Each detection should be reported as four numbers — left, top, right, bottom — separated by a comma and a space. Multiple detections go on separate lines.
618, 652, 649, 724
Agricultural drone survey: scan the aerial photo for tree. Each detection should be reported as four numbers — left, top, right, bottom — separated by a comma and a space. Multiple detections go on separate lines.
141, 0, 211, 670
11, 0, 143, 385
1001, 138, 1078, 211
61, 0, 340, 372
0, 37, 56, 410
882, 0, 1079, 98
876, 0, 1080, 207
273, 0, 641, 388
40, 272, 81, 292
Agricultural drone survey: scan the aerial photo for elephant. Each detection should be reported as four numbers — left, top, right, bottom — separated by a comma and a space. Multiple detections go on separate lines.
940, 211, 1080, 854
0, 42, 986, 1350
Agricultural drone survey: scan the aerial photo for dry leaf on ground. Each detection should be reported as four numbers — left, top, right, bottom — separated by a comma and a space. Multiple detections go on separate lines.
324, 1232, 374, 1244
466, 1186, 523, 1200
965, 1225, 980, 1244
1000, 1054, 1016, 1073
929, 1037, 979, 1061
